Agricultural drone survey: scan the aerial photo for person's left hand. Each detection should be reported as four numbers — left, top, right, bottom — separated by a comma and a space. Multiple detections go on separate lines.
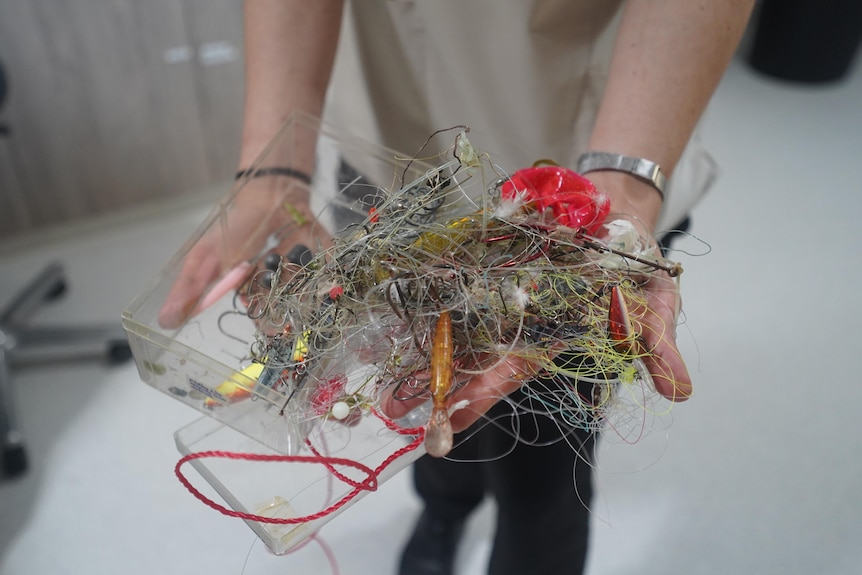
379, 171, 692, 433
378, 268, 691, 433
632, 268, 692, 402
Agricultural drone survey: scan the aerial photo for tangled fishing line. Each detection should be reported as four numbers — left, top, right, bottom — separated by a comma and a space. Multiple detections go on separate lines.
217, 130, 685, 460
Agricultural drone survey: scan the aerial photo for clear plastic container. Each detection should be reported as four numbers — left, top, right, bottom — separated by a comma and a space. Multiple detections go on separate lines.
173, 413, 424, 555
123, 112, 432, 553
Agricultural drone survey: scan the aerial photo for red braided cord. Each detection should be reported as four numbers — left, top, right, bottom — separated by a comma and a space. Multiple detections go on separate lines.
373, 409, 424, 437
175, 417, 425, 525
175, 451, 377, 524
304, 440, 372, 491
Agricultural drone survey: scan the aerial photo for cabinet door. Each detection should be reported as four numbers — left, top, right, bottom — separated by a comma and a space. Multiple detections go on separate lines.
183, 0, 244, 178
0, 0, 243, 240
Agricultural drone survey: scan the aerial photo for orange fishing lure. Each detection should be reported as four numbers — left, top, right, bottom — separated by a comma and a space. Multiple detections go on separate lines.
425, 310, 454, 457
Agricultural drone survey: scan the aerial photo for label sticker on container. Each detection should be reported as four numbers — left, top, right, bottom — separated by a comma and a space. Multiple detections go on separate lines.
188, 377, 228, 405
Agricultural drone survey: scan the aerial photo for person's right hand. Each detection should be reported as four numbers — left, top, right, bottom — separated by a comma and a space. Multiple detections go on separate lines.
158, 177, 331, 329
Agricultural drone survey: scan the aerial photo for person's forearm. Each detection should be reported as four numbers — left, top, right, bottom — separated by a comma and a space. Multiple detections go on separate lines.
588, 0, 754, 231
240, 0, 344, 168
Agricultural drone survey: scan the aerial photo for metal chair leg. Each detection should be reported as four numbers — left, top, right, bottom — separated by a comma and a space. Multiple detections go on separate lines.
0, 262, 132, 479
0, 336, 27, 477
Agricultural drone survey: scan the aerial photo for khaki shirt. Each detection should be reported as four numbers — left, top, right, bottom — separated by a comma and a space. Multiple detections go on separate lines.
325, 0, 714, 232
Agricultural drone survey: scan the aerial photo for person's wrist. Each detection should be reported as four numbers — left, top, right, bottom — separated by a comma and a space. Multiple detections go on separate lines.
577, 152, 666, 200
583, 170, 663, 235
235, 166, 312, 185
234, 171, 312, 216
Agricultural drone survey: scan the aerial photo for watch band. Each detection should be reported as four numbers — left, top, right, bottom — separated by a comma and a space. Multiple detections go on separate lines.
576, 152, 666, 199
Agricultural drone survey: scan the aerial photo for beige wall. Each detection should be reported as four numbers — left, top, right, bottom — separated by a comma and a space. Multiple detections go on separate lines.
0, 0, 244, 240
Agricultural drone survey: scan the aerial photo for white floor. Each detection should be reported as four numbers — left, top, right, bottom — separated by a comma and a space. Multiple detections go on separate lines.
2, 55, 862, 575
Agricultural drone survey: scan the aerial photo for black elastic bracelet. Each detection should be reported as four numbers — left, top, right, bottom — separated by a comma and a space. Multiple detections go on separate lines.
234, 167, 312, 185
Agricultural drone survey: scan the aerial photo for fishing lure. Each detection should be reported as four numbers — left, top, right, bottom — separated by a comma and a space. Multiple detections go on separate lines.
424, 310, 454, 457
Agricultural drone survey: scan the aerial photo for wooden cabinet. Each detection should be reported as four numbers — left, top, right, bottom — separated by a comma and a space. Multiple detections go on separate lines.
0, 0, 244, 240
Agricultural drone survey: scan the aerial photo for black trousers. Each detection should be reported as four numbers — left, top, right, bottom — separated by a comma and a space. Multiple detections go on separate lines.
413, 384, 597, 575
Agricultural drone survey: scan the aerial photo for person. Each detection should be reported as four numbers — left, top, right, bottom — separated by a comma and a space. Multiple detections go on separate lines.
161, 2, 754, 573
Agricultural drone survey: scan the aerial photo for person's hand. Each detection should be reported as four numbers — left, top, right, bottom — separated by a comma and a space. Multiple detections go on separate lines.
378, 269, 691, 434
632, 268, 691, 402
158, 178, 332, 329
593, 173, 693, 405
378, 176, 692, 434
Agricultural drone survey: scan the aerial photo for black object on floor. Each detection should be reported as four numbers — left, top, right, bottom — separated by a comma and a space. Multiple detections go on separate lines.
398, 511, 466, 575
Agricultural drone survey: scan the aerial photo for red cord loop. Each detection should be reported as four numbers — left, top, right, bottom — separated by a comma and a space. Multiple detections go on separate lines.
175, 416, 425, 525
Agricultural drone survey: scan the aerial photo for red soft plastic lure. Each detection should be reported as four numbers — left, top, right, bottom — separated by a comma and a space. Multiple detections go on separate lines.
500, 165, 609, 234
